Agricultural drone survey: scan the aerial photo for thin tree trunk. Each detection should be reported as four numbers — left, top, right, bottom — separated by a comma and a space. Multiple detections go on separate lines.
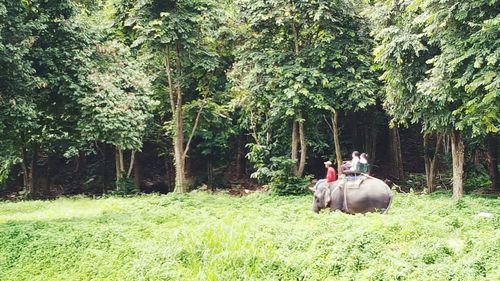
451, 130, 465, 199
165, 155, 174, 192
291, 119, 299, 174
424, 133, 442, 193
363, 114, 377, 174
173, 40, 186, 193
115, 147, 122, 189
21, 145, 30, 192
331, 110, 343, 174
389, 127, 404, 180
127, 151, 136, 178
133, 152, 140, 190
486, 134, 499, 190
368, 123, 377, 174
472, 150, 481, 166
235, 133, 245, 179
443, 134, 450, 154
101, 143, 107, 194
290, 2, 303, 177
207, 155, 214, 191
297, 111, 306, 176
119, 148, 124, 174
29, 144, 38, 196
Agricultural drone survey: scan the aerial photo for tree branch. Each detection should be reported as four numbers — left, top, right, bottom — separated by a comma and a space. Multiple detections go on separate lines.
323, 114, 334, 134
127, 151, 136, 178
183, 100, 206, 159
164, 47, 176, 114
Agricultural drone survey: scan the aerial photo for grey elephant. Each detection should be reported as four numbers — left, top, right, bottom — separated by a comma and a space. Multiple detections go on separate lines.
312, 176, 393, 214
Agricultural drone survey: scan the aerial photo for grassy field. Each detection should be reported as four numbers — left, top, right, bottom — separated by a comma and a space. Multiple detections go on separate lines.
0, 192, 498, 281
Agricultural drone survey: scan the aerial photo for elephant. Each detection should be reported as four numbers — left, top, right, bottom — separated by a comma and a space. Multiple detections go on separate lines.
312, 176, 393, 214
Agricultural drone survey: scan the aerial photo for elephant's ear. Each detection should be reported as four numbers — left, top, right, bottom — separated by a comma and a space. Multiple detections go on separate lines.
324, 188, 332, 206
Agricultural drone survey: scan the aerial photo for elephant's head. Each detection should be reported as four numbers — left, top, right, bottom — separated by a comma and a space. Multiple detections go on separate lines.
312, 185, 332, 213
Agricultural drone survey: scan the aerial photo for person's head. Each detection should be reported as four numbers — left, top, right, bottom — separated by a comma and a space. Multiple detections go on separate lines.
324, 160, 332, 168
360, 153, 368, 160
352, 151, 360, 158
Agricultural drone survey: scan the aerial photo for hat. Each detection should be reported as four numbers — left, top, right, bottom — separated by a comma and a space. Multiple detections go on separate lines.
324, 160, 332, 166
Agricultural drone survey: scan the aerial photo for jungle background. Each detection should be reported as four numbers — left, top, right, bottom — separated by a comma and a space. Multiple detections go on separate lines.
0, 0, 498, 199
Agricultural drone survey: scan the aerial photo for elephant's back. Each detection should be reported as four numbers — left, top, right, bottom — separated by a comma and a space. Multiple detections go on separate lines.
345, 177, 392, 213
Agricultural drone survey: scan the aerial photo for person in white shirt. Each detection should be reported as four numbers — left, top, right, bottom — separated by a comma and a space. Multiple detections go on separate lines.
360, 153, 368, 164
349, 151, 360, 172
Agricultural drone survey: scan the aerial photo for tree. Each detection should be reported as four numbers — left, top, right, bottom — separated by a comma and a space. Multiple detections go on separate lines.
371, 0, 499, 198
77, 41, 157, 189
0, 0, 92, 196
115, 0, 225, 192
232, 0, 377, 181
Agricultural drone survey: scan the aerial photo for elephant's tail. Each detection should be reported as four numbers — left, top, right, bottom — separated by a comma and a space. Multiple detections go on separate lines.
382, 185, 393, 215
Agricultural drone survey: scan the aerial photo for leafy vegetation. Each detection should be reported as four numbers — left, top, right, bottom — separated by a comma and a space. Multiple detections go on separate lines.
0, 0, 498, 199
0, 193, 498, 280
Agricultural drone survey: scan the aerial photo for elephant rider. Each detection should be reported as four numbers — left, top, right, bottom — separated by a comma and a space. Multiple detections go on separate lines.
342, 151, 360, 173
314, 160, 337, 189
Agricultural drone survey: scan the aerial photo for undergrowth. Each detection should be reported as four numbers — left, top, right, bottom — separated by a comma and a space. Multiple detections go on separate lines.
0, 192, 498, 281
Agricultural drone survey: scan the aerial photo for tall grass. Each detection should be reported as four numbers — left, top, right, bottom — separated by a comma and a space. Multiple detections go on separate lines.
0, 192, 498, 280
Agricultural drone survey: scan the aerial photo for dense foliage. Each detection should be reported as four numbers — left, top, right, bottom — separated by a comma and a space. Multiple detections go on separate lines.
0, 0, 498, 197
0, 193, 498, 280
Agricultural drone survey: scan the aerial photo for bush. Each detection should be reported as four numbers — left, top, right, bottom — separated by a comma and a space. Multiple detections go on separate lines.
112, 175, 139, 196
464, 164, 491, 192
252, 156, 311, 196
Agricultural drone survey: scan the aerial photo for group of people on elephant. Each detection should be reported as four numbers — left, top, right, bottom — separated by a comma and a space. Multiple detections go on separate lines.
310, 151, 392, 214
341, 151, 369, 174
313, 151, 369, 190
310, 150, 392, 214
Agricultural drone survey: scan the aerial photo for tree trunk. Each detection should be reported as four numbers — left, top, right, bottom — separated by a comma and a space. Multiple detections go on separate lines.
486, 134, 499, 190
297, 111, 306, 176
291, 119, 299, 174
363, 114, 377, 174
389, 127, 404, 180
119, 148, 125, 174
368, 123, 377, 174
451, 130, 465, 199
173, 131, 186, 192
235, 133, 246, 179
28, 144, 38, 196
127, 151, 136, 178
331, 110, 343, 174
165, 43, 188, 193
21, 145, 30, 193
443, 134, 450, 154
165, 155, 174, 192
115, 147, 123, 189
174, 40, 187, 193
133, 152, 140, 190
423, 133, 442, 193
289, 4, 305, 177
207, 155, 214, 191
101, 143, 107, 194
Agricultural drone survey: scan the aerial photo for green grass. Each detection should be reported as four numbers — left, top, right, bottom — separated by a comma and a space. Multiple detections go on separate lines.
0, 192, 498, 281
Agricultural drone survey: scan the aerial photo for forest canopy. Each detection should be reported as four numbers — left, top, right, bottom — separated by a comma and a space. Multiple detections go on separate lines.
0, 0, 498, 198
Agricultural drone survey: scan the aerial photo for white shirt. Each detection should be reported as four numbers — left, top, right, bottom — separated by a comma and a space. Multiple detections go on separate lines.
350, 156, 360, 171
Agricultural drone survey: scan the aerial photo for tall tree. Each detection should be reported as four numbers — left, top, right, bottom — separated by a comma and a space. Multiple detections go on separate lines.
0, 0, 92, 196
115, 0, 223, 192
78, 41, 157, 188
371, 0, 499, 198
232, 0, 377, 178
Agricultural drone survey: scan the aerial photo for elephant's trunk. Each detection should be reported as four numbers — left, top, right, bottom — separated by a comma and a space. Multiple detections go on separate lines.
312, 204, 319, 213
